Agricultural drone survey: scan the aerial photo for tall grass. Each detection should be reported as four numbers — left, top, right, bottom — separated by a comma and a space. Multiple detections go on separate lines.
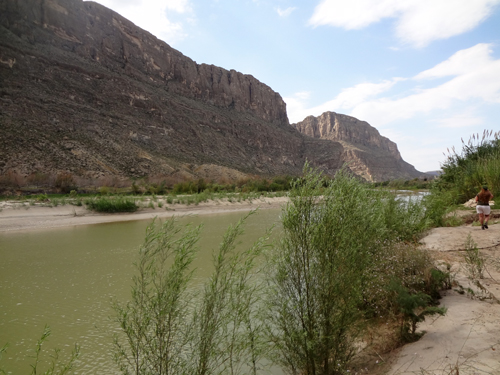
437, 130, 500, 202
421, 130, 499, 228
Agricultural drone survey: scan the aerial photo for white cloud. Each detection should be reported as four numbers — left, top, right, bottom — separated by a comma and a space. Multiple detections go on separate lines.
349, 44, 500, 124
414, 44, 494, 79
325, 79, 402, 109
294, 91, 311, 100
309, 0, 401, 30
286, 43, 500, 128
277, 6, 297, 17
285, 79, 401, 123
86, 0, 193, 44
309, 0, 500, 47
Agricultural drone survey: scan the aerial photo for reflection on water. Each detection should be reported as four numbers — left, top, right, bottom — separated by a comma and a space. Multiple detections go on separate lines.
0, 209, 281, 374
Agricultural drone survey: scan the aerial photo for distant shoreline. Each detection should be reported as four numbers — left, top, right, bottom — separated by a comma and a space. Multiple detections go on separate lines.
0, 197, 288, 233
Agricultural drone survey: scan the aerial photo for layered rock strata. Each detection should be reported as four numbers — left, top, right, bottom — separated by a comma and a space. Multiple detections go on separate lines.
0, 0, 420, 182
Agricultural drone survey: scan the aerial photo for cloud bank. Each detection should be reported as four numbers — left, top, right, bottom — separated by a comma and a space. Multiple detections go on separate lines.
286, 44, 500, 126
309, 0, 500, 47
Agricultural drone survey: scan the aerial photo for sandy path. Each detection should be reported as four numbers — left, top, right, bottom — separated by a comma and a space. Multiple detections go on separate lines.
388, 223, 500, 375
0, 197, 288, 232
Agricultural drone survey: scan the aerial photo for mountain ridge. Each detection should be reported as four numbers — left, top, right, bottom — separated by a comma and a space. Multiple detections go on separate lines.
0, 0, 422, 183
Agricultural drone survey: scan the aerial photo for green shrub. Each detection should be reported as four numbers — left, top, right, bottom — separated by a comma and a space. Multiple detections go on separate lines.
85, 197, 138, 213
131, 181, 141, 195
113, 212, 270, 375
266, 165, 396, 374
462, 234, 485, 280
434, 130, 499, 204
389, 281, 446, 342
99, 186, 111, 195
380, 192, 427, 242
36, 193, 49, 202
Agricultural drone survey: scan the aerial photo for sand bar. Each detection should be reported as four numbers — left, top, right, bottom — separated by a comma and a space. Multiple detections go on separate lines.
0, 197, 289, 232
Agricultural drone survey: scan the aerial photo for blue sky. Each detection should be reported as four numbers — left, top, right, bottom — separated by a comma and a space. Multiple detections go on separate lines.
88, 0, 500, 172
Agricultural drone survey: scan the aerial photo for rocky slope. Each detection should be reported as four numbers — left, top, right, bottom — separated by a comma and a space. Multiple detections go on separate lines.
293, 112, 421, 181
0, 0, 421, 183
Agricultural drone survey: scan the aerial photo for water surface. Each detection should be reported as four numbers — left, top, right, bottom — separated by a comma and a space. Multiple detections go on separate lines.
0, 209, 281, 374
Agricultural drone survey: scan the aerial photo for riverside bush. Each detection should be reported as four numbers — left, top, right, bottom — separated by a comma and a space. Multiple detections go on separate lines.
421, 130, 499, 228
84, 196, 138, 213
113, 212, 271, 375
55, 173, 77, 194
265, 164, 439, 374
435, 130, 499, 202
266, 166, 384, 373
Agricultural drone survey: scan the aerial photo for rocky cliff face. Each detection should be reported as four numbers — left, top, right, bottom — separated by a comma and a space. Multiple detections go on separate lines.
0, 0, 420, 183
293, 112, 421, 181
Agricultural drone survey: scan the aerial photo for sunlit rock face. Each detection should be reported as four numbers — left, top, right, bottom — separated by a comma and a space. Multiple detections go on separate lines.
0, 0, 421, 182
292, 112, 422, 181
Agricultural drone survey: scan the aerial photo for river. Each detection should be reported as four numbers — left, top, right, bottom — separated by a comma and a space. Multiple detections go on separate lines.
0, 208, 282, 374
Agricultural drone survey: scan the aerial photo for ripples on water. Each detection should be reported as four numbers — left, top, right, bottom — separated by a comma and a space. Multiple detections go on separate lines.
0, 209, 281, 374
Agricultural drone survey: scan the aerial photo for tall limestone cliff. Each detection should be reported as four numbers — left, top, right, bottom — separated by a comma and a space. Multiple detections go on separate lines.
293, 112, 421, 181
0, 0, 421, 183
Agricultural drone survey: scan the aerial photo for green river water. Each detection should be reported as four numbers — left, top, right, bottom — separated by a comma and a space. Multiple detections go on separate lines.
0, 208, 282, 374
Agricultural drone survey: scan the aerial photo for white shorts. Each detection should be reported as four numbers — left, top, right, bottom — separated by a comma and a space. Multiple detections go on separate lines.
476, 205, 491, 215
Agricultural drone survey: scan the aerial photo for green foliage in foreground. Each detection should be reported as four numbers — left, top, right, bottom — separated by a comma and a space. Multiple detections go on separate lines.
113, 212, 271, 375
265, 165, 441, 374
112, 165, 445, 375
84, 196, 138, 213
266, 167, 384, 373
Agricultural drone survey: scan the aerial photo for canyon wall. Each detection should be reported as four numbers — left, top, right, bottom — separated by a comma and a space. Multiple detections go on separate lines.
0, 0, 421, 183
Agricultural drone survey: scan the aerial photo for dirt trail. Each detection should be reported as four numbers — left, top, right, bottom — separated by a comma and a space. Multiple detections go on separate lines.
387, 223, 500, 375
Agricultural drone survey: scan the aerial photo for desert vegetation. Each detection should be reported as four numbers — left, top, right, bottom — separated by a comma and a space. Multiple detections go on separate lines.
106, 165, 447, 375
0, 171, 294, 197
421, 130, 499, 228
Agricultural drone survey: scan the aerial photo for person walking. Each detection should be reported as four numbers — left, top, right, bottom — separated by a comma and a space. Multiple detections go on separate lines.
475, 186, 494, 230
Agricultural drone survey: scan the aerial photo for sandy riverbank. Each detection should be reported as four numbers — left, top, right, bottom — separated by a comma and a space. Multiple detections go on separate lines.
386, 222, 500, 375
0, 196, 289, 232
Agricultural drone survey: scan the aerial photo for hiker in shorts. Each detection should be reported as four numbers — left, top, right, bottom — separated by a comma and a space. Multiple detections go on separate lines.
475, 186, 494, 230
